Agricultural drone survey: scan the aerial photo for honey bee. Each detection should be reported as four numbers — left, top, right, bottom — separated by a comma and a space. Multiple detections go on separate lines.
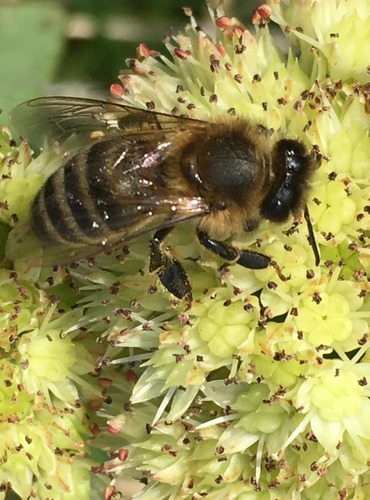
10, 97, 320, 301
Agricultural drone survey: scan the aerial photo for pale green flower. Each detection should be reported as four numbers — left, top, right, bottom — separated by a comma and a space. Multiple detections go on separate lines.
0, 132, 99, 498
100, 1, 370, 497
269, 0, 370, 83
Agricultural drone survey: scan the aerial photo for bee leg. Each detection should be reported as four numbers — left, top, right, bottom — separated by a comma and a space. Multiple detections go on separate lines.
149, 227, 192, 301
196, 228, 288, 281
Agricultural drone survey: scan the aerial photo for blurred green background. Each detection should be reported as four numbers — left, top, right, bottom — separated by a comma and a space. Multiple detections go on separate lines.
0, 0, 262, 124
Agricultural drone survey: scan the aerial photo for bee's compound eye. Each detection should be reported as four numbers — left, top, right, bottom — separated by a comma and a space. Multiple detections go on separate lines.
262, 138, 315, 223
261, 186, 292, 222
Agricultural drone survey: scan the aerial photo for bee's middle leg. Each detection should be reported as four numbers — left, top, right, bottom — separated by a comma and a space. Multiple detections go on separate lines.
196, 228, 288, 281
149, 227, 192, 301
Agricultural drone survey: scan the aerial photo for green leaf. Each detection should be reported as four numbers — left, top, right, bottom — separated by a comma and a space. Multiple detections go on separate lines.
0, 2, 66, 124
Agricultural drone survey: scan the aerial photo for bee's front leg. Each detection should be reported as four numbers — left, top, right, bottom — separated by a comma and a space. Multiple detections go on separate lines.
196, 228, 288, 281
149, 227, 192, 301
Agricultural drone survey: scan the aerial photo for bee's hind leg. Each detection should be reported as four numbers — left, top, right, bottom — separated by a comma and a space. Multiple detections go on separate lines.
149, 227, 192, 302
196, 228, 288, 281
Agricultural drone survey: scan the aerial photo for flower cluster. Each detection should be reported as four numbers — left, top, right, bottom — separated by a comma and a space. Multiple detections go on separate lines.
102, 0, 370, 497
0, 131, 97, 498
1, 0, 369, 498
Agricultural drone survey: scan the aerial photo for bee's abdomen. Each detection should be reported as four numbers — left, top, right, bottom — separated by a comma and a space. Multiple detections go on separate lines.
31, 140, 143, 245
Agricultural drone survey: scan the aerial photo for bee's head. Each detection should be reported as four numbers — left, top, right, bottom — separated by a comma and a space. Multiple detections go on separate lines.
261, 139, 318, 223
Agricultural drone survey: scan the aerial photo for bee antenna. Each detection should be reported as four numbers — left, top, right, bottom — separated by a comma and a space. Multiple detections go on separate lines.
304, 206, 320, 266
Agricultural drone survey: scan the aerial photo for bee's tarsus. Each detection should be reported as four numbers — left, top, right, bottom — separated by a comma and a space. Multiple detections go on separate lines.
197, 227, 288, 279
196, 228, 239, 261
269, 259, 290, 281
149, 227, 192, 302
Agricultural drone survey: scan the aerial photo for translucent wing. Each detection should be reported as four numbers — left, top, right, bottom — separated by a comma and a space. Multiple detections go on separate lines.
10, 96, 205, 150
6, 195, 209, 267
8, 98, 211, 267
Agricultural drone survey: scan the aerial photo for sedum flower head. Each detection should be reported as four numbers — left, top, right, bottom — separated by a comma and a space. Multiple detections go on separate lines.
1, 0, 370, 498
0, 131, 98, 498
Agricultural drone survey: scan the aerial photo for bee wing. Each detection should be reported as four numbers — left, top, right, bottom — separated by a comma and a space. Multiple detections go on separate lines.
9, 97, 211, 268
7, 195, 209, 267
10, 96, 204, 150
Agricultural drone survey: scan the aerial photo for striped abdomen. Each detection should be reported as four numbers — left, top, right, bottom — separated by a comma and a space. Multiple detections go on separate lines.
31, 139, 153, 246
